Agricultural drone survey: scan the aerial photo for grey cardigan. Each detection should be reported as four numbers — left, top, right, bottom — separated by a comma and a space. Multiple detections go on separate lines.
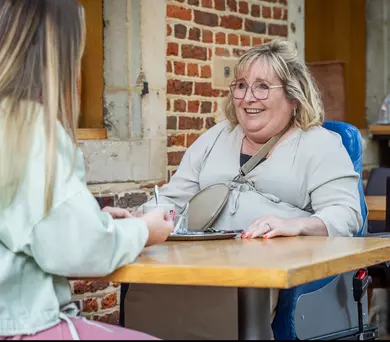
147, 120, 362, 236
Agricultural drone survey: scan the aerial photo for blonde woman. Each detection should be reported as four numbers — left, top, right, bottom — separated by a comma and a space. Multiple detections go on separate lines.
0, 0, 173, 340
124, 39, 362, 339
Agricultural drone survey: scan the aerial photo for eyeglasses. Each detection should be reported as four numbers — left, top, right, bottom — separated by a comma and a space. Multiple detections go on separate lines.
229, 79, 283, 100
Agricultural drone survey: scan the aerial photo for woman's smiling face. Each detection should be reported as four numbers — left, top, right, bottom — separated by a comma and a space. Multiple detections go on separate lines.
232, 58, 296, 143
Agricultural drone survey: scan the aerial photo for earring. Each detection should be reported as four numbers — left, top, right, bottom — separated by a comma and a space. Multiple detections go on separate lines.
292, 108, 297, 117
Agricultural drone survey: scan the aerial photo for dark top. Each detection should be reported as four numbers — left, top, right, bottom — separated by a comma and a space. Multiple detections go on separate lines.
240, 153, 267, 168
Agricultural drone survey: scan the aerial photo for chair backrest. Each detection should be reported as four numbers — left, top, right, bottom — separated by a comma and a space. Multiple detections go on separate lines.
272, 121, 367, 340
322, 121, 367, 234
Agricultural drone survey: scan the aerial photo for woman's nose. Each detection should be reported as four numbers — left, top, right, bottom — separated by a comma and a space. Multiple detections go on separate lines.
243, 87, 256, 102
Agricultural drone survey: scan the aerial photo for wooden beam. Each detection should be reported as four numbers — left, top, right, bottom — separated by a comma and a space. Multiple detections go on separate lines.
76, 128, 107, 140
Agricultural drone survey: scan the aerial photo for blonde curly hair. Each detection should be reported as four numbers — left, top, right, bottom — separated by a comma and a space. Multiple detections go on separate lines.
225, 39, 324, 130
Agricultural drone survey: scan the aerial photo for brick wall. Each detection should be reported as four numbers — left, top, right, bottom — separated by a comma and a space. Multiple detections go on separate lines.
166, 0, 289, 179
71, 0, 289, 325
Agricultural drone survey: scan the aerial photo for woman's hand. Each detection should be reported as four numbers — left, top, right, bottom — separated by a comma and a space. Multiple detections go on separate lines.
242, 216, 302, 239
242, 216, 328, 239
141, 208, 174, 247
102, 206, 133, 219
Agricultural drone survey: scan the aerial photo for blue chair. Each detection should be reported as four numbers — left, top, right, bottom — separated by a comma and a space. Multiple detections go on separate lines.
272, 121, 368, 340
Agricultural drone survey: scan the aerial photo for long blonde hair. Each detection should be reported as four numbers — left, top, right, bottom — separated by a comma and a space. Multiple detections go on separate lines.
0, 0, 86, 214
225, 39, 324, 129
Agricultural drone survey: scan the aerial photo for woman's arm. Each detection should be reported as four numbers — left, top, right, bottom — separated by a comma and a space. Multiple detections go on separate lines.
244, 129, 362, 239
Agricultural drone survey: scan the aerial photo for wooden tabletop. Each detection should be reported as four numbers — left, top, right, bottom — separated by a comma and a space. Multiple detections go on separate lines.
367, 195, 386, 221
90, 236, 390, 289
368, 125, 390, 136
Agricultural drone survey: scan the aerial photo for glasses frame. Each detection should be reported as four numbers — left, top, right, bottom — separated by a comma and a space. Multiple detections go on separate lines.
229, 79, 283, 101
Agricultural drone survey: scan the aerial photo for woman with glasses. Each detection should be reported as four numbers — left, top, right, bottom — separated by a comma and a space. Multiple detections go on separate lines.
123, 39, 362, 339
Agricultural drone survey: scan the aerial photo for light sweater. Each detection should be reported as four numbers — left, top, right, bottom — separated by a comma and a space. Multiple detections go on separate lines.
0, 105, 149, 336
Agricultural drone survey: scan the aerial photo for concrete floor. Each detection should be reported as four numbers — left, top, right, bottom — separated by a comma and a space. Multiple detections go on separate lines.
369, 289, 388, 339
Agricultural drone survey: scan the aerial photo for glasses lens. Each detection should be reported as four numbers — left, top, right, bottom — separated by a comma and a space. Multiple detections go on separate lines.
252, 81, 269, 100
230, 80, 247, 99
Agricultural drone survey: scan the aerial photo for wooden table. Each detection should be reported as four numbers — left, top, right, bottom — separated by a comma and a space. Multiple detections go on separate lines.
366, 195, 386, 221
90, 236, 390, 340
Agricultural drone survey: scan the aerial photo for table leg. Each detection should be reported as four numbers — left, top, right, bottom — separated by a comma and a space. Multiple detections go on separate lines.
237, 288, 272, 340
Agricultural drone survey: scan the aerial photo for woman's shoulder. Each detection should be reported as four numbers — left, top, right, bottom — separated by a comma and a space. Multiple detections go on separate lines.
299, 125, 345, 152
189, 119, 233, 148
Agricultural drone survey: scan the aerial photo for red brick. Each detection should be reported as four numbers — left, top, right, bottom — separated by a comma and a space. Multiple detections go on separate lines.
93, 310, 119, 326
101, 292, 117, 310
167, 24, 172, 36
252, 37, 263, 46
167, 79, 193, 95
279, 0, 287, 4
206, 117, 216, 128
194, 82, 218, 97
187, 133, 200, 147
167, 99, 171, 111
240, 35, 251, 46
182, 44, 207, 61
227, 0, 237, 12
202, 0, 212, 8
168, 134, 186, 147
273, 7, 282, 19
220, 15, 243, 30
189, 27, 201, 41
202, 29, 213, 43
83, 298, 98, 313
174, 24, 187, 39
264, 38, 272, 43
208, 48, 213, 59
167, 5, 192, 20
220, 89, 230, 97
245, 19, 266, 34
251, 4, 260, 17
179, 117, 204, 130
187, 63, 199, 76
228, 34, 239, 45
215, 47, 230, 57
213, 102, 218, 112
214, 0, 225, 10
200, 65, 212, 78
262, 6, 271, 18
188, 0, 199, 5
263, 0, 277, 2
188, 100, 200, 113
166, 61, 172, 73
167, 43, 179, 56
268, 23, 288, 36
239, 1, 249, 14
168, 151, 185, 166
194, 10, 218, 27
174, 61, 186, 76
73, 281, 92, 295
283, 8, 288, 20
201, 101, 212, 113
167, 116, 177, 129
174, 99, 186, 112
233, 48, 246, 57
174, 99, 186, 113
216, 32, 226, 44
90, 281, 110, 292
